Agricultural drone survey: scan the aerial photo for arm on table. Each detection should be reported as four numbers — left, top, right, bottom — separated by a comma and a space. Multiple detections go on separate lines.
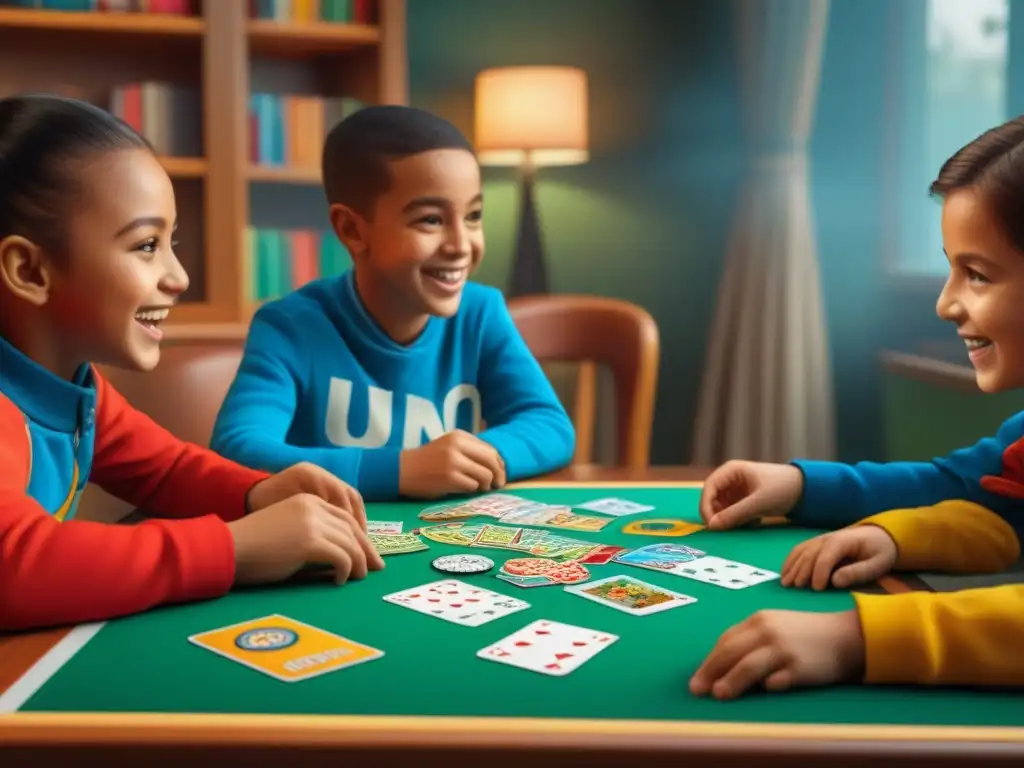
856, 500, 1021, 574
475, 289, 575, 480
789, 411, 1024, 530
0, 396, 235, 631
209, 306, 401, 500
855, 584, 1024, 686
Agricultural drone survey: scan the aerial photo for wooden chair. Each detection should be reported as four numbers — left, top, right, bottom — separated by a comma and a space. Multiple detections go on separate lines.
507, 294, 660, 469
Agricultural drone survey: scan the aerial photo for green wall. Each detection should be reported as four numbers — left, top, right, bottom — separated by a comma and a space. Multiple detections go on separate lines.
407, 0, 745, 465
883, 374, 1024, 461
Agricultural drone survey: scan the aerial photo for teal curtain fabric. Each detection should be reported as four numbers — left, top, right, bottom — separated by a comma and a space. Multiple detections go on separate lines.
693, 0, 836, 462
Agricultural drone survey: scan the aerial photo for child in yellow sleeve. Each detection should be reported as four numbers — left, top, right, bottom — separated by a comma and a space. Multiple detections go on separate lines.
689, 114, 1024, 699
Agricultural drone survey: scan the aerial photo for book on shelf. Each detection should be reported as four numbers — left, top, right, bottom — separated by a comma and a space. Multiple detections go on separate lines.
109, 82, 203, 158
248, 0, 376, 24
245, 227, 351, 303
249, 93, 362, 169
1, 0, 198, 13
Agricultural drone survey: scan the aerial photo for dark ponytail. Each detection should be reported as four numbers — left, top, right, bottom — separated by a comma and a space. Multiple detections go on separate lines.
930, 116, 1024, 254
0, 93, 151, 251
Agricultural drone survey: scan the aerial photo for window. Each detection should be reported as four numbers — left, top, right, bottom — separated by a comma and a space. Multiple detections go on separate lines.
889, 0, 1009, 277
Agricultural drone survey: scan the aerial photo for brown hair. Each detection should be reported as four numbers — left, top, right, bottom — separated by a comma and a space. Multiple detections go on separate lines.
930, 116, 1024, 251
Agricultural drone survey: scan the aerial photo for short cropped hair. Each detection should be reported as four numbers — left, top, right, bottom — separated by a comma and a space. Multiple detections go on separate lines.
930, 115, 1024, 254
321, 105, 474, 217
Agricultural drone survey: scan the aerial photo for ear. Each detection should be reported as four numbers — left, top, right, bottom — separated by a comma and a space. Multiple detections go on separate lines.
0, 235, 51, 306
328, 203, 371, 259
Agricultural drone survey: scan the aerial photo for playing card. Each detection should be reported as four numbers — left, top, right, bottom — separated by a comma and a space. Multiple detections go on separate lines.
565, 574, 697, 615
370, 532, 428, 555
477, 619, 618, 676
418, 523, 484, 546
578, 545, 627, 565
672, 556, 780, 589
383, 579, 530, 626
612, 542, 706, 573
188, 615, 383, 682
472, 524, 524, 548
574, 497, 655, 516
367, 520, 403, 534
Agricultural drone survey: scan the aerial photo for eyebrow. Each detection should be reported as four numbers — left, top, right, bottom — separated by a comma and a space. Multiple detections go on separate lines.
114, 216, 174, 238
402, 193, 483, 213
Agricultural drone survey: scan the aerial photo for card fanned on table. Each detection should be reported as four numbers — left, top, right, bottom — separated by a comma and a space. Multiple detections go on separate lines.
477, 619, 618, 676
418, 493, 614, 532
370, 532, 428, 556
613, 544, 779, 589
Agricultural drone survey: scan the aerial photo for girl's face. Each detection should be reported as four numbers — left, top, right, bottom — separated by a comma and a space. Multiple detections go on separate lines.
46, 148, 189, 372
937, 188, 1024, 392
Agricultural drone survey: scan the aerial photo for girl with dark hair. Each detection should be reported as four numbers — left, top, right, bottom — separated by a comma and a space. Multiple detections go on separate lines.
688, 117, 1024, 699
0, 94, 382, 632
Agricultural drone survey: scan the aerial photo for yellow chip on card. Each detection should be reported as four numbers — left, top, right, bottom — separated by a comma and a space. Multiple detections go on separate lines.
188, 614, 383, 682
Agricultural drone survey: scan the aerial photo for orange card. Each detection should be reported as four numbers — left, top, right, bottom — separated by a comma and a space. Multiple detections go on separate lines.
188, 614, 383, 683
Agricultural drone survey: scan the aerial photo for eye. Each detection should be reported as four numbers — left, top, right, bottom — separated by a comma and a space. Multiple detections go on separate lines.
467, 209, 483, 223
135, 237, 159, 256
966, 266, 989, 284
417, 214, 443, 226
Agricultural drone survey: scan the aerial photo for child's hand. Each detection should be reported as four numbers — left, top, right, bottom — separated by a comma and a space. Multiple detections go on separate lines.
399, 430, 506, 498
689, 609, 865, 700
698, 460, 804, 530
228, 493, 384, 586
782, 525, 898, 590
246, 462, 366, 531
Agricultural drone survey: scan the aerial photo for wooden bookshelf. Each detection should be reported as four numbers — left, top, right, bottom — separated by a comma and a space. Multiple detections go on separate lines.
0, 1, 408, 337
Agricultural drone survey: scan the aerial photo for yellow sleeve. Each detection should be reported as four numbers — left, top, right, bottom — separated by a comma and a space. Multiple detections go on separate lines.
855, 500, 1020, 573
854, 585, 1024, 685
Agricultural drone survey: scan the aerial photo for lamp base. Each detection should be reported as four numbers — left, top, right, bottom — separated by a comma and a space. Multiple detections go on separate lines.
507, 171, 548, 297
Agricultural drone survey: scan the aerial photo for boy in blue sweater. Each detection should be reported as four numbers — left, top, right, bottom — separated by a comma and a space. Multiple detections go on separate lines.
211, 106, 575, 501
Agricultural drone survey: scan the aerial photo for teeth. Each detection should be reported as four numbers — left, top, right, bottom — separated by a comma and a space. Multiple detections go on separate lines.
135, 308, 169, 322
964, 338, 992, 350
426, 268, 463, 284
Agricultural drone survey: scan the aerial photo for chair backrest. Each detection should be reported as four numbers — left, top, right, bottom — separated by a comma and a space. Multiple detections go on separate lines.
76, 334, 247, 523
507, 294, 659, 469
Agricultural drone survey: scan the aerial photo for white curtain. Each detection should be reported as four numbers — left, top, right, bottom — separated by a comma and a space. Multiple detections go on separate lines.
692, 0, 836, 464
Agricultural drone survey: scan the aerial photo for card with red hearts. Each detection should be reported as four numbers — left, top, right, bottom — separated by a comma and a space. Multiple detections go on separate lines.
476, 619, 619, 676
382, 579, 530, 627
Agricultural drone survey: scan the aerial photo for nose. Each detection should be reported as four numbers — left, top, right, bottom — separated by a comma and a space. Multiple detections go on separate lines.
936, 277, 963, 323
443, 222, 472, 258
159, 249, 190, 297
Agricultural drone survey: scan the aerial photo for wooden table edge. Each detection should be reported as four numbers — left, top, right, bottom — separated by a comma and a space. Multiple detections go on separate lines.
3, 712, 1024, 751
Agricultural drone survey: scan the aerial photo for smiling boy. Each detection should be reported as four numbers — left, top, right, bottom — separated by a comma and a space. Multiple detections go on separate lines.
211, 106, 575, 500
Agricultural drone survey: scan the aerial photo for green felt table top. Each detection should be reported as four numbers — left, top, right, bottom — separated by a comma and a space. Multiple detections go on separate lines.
20, 485, 1024, 725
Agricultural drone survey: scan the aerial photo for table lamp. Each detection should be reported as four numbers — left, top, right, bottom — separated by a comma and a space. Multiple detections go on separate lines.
473, 66, 589, 296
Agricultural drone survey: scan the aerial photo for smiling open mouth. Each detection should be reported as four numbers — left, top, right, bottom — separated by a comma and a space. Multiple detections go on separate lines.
964, 337, 993, 352
134, 307, 170, 337
423, 267, 465, 285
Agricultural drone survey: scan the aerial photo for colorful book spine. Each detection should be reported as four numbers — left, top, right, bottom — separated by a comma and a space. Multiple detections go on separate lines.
248, 0, 376, 23
243, 227, 351, 303
19, 0, 198, 14
249, 93, 363, 169
109, 82, 203, 157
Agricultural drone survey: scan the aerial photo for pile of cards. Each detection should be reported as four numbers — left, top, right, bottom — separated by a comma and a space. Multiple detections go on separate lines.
418, 493, 614, 532
382, 579, 530, 627
613, 543, 779, 589
417, 522, 607, 562
573, 497, 655, 517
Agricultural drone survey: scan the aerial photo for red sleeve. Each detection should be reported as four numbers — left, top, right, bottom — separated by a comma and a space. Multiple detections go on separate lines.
0, 394, 239, 632
88, 369, 271, 520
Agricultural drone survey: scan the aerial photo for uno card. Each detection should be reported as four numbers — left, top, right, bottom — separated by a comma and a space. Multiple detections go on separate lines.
565, 574, 696, 615
188, 614, 383, 682
574, 497, 655, 516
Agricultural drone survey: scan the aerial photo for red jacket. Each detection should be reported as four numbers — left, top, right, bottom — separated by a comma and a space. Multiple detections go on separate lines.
0, 370, 269, 631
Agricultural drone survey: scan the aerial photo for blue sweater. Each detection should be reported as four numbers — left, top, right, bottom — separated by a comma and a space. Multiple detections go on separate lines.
210, 271, 575, 500
790, 411, 1024, 533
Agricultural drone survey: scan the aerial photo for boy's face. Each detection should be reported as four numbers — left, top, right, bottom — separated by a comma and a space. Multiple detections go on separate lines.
37, 149, 188, 372
937, 188, 1024, 392
340, 148, 484, 332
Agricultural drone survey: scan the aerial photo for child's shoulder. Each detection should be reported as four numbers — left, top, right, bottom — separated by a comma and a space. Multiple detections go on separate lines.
455, 280, 505, 317
252, 275, 344, 331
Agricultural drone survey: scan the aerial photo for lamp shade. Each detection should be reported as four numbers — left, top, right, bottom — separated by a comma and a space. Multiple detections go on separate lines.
474, 66, 589, 167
